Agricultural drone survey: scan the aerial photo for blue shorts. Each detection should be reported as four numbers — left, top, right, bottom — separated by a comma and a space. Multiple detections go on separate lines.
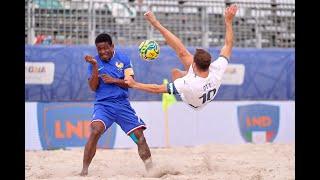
92, 99, 146, 135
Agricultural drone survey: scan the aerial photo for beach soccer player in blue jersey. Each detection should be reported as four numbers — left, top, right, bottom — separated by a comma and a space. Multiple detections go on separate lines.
80, 33, 153, 176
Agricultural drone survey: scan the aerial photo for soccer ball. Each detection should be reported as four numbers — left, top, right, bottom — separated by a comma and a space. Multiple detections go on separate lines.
139, 40, 160, 61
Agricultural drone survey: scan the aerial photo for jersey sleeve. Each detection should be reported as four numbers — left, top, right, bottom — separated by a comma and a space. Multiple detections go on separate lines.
210, 56, 229, 81
167, 82, 179, 95
171, 78, 187, 95
123, 54, 135, 77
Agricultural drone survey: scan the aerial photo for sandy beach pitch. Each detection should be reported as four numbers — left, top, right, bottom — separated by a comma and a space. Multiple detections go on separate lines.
25, 143, 294, 180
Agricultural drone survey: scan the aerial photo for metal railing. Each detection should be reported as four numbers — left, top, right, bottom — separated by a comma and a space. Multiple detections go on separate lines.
25, 0, 295, 48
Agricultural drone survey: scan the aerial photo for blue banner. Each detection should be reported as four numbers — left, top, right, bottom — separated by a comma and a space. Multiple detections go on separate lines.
25, 45, 294, 101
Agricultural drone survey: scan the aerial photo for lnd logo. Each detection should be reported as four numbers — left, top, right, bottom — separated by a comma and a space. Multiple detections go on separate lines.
237, 104, 279, 143
37, 103, 116, 150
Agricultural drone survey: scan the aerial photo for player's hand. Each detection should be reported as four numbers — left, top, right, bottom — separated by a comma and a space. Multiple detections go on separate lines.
124, 76, 136, 88
144, 11, 159, 26
224, 4, 238, 23
84, 55, 97, 65
100, 74, 116, 84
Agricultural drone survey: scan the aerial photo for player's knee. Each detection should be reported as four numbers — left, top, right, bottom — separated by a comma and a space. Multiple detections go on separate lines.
129, 131, 147, 145
91, 126, 103, 137
90, 121, 105, 137
171, 68, 185, 81
171, 68, 179, 75
171, 68, 179, 78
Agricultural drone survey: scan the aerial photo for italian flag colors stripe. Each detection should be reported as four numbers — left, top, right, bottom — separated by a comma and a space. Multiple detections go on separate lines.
246, 131, 274, 143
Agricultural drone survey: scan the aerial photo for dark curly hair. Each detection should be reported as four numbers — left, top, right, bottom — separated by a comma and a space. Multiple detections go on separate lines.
95, 33, 113, 45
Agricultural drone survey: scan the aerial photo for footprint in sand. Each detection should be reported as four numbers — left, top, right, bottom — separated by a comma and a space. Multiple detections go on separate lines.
144, 166, 182, 178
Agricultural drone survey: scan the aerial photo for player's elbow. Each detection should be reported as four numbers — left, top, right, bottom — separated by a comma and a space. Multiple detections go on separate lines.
177, 49, 189, 59
224, 39, 233, 49
151, 87, 161, 94
88, 81, 98, 92
225, 39, 233, 48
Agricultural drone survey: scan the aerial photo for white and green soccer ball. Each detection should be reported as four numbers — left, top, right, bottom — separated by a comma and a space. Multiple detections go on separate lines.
139, 40, 160, 61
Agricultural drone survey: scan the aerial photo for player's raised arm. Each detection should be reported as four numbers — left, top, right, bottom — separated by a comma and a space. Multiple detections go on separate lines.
219, 4, 238, 60
124, 76, 167, 94
85, 55, 99, 91
144, 11, 193, 71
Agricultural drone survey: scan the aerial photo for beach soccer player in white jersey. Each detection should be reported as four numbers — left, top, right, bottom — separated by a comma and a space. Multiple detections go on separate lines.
125, 4, 238, 109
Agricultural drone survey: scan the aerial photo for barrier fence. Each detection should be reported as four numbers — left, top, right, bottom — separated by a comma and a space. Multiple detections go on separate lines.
25, 0, 294, 48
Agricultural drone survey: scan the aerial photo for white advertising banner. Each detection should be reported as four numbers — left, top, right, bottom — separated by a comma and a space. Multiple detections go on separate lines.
221, 64, 245, 85
25, 101, 295, 150
25, 62, 55, 84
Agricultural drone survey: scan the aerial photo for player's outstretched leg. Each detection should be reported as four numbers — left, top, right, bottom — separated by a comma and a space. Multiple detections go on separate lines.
80, 121, 105, 176
171, 68, 187, 81
130, 128, 153, 171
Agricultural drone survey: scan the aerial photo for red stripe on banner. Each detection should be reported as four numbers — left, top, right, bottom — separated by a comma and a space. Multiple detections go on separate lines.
266, 131, 273, 142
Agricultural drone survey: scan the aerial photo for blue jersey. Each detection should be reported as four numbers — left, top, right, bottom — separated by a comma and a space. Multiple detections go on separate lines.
87, 50, 133, 103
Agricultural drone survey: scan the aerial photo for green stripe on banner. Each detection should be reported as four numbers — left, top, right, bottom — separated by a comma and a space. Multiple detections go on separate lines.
245, 132, 252, 142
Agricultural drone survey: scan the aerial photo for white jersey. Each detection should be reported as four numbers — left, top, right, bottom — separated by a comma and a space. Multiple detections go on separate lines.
171, 56, 228, 109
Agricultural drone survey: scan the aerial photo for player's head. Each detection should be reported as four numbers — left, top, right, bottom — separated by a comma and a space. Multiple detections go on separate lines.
193, 48, 212, 71
95, 33, 114, 61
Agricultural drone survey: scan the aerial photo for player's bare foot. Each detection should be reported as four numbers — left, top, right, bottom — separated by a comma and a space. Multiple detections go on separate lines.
79, 169, 88, 176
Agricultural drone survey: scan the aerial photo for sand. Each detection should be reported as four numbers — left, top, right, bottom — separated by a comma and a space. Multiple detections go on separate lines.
25, 143, 294, 180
